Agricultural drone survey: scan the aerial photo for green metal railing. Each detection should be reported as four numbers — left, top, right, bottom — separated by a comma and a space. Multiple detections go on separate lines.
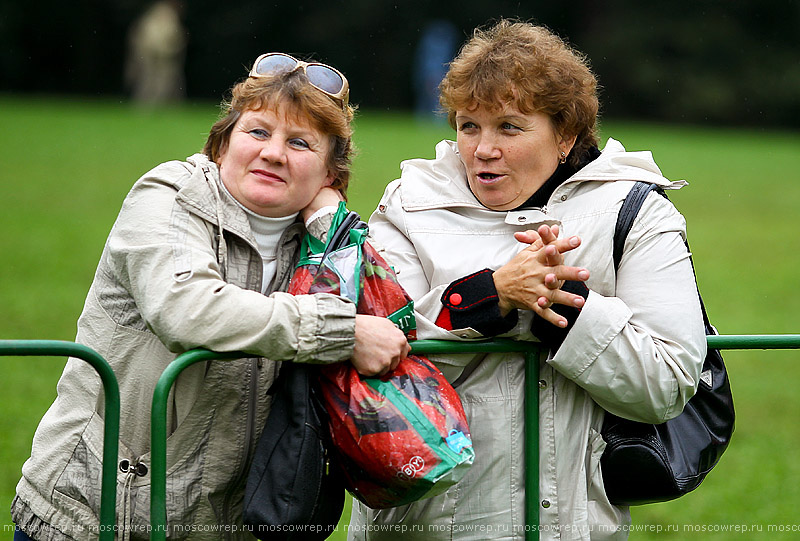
150, 334, 800, 541
7, 334, 800, 540
0, 340, 120, 541
707, 334, 800, 349
147, 340, 540, 540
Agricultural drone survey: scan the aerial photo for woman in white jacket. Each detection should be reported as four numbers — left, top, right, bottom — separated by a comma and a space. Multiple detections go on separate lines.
349, 20, 706, 540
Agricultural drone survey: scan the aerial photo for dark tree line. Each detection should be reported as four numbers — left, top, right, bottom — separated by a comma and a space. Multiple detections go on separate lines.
1, 0, 798, 127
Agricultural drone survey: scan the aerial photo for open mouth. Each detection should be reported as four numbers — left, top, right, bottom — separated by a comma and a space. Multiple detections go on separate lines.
477, 172, 503, 182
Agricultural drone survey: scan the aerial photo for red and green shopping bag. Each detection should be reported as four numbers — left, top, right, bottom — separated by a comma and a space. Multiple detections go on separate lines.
287, 203, 474, 509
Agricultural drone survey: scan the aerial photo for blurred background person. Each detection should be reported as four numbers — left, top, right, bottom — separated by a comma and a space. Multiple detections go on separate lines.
412, 19, 458, 123
125, 0, 187, 105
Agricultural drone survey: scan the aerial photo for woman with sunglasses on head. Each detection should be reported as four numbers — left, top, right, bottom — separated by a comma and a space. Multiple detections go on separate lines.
11, 53, 409, 540
350, 20, 706, 540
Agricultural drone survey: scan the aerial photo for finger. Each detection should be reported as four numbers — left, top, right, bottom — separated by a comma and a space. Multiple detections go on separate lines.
549, 289, 587, 308
547, 234, 581, 255
535, 306, 569, 328
542, 244, 563, 267
514, 230, 544, 249
544, 273, 560, 289
538, 224, 559, 245
553, 265, 590, 282
390, 352, 404, 371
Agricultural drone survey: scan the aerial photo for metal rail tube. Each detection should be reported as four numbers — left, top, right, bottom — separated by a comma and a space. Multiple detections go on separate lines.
149, 335, 800, 539
0, 340, 120, 541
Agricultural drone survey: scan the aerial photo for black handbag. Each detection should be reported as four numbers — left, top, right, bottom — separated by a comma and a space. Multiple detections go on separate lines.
600, 181, 735, 506
243, 361, 345, 540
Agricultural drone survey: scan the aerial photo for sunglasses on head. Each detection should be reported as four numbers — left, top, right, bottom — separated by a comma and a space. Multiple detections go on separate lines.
249, 52, 350, 106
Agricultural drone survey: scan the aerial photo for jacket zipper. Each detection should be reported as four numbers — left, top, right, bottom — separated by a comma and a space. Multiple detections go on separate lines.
221, 358, 259, 540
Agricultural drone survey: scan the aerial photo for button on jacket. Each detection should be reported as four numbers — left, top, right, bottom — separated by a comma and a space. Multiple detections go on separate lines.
349, 139, 706, 540
12, 154, 357, 540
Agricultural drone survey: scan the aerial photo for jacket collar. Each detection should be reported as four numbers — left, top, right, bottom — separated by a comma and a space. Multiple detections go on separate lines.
397, 138, 686, 212
174, 153, 304, 279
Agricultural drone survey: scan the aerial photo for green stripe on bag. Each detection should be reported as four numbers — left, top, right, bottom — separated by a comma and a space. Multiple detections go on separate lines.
364, 377, 471, 503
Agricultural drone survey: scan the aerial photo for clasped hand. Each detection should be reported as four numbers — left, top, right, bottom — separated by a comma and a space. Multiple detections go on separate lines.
493, 224, 590, 328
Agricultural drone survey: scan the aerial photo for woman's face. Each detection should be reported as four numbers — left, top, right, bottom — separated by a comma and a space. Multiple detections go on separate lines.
218, 104, 333, 217
455, 103, 574, 211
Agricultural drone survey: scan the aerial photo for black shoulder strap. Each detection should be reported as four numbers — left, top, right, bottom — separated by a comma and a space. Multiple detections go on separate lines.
613, 181, 716, 335
613, 182, 665, 271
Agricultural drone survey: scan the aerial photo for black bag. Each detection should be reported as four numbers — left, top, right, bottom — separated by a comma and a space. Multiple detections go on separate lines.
600, 181, 735, 506
243, 361, 345, 540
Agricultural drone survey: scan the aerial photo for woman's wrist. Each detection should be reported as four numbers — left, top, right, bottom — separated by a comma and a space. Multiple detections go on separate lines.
436, 269, 518, 336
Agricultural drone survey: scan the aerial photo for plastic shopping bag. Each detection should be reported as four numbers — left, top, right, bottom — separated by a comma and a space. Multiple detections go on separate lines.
288, 203, 474, 509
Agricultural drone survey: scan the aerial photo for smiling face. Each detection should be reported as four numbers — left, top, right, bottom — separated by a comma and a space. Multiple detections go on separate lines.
455, 103, 575, 211
217, 104, 334, 217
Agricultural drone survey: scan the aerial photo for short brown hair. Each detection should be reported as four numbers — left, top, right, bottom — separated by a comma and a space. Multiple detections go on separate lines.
204, 69, 357, 196
440, 19, 599, 166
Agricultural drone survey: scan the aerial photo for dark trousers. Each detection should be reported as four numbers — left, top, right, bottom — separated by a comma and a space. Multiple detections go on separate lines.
14, 527, 35, 541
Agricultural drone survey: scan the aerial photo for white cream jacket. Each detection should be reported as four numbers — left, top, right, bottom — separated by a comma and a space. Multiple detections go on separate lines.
12, 154, 357, 540
349, 139, 706, 540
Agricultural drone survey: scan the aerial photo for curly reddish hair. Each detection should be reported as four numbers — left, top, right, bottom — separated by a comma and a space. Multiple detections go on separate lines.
440, 19, 599, 166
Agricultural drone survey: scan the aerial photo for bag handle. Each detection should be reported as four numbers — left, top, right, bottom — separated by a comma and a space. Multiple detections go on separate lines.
614, 181, 715, 334
613, 182, 664, 271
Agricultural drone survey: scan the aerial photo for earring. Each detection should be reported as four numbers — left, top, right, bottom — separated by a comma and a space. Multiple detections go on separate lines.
559, 151, 567, 164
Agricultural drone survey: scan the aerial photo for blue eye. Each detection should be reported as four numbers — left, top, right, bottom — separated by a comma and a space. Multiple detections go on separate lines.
290, 138, 310, 149
458, 121, 477, 131
249, 129, 269, 139
501, 122, 521, 131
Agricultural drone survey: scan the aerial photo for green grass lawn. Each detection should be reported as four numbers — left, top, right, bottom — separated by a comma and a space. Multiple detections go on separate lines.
1, 95, 799, 539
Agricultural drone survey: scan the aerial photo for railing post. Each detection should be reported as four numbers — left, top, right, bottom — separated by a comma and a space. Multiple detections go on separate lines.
149, 340, 540, 539
10, 334, 800, 539
524, 348, 540, 540
409, 339, 542, 538
0, 340, 120, 541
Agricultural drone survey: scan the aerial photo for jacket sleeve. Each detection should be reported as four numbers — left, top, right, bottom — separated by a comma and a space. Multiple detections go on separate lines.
104, 169, 356, 363
549, 193, 707, 424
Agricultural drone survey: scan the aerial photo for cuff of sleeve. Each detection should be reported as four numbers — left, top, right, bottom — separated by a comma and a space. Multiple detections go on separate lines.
440, 269, 518, 337
548, 291, 631, 379
296, 293, 356, 363
305, 207, 339, 242
530, 280, 590, 350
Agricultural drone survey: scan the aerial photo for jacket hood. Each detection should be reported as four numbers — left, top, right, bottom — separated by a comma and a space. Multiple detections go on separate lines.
397, 138, 686, 212
172, 153, 257, 244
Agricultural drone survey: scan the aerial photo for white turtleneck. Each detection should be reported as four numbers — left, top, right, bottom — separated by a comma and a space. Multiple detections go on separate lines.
220, 182, 298, 294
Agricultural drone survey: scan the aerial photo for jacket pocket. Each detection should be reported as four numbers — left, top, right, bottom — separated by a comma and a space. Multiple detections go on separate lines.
53, 407, 214, 540
52, 411, 107, 534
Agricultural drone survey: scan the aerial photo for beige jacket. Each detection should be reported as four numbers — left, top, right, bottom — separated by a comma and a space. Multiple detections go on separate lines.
349, 139, 706, 540
12, 154, 356, 540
